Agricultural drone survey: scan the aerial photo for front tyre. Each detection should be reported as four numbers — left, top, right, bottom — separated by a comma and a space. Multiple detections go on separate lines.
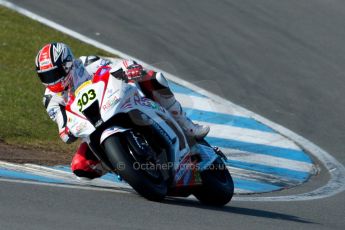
103, 134, 167, 201
193, 158, 234, 206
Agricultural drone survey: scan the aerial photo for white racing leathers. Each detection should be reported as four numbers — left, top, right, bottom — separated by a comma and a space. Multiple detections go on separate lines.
43, 57, 150, 143
43, 56, 209, 144
43, 58, 92, 143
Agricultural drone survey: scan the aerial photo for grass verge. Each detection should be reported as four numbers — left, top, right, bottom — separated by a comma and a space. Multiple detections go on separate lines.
0, 6, 115, 154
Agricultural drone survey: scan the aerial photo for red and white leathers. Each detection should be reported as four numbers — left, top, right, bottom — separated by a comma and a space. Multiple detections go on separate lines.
43, 56, 210, 179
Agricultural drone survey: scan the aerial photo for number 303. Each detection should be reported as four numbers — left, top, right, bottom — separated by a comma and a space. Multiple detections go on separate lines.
77, 89, 96, 111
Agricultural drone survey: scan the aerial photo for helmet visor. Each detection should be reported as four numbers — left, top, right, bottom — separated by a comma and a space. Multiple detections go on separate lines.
37, 67, 67, 85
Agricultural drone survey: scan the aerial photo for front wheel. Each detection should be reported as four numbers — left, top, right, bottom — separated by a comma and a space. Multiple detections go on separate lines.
193, 158, 234, 206
103, 134, 168, 201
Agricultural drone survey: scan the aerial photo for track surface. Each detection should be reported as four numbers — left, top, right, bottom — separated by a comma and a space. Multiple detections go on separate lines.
3, 0, 345, 229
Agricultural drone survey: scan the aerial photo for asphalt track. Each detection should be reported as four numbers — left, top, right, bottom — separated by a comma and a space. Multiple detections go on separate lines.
2, 0, 345, 229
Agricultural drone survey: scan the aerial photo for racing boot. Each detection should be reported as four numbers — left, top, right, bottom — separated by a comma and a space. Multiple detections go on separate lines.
71, 142, 109, 179
160, 96, 210, 139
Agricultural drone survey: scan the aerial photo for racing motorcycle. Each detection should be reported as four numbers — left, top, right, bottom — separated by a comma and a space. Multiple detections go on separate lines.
65, 66, 234, 206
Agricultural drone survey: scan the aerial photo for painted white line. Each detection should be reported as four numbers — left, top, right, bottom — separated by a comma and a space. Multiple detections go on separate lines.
24, 164, 73, 176
234, 188, 253, 194
200, 122, 301, 150
225, 149, 315, 172
26, 164, 131, 188
0, 160, 67, 180
1, 0, 344, 201
0, 161, 131, 189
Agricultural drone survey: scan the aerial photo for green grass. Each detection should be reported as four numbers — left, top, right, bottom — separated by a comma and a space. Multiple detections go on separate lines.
0, 6, 115, 152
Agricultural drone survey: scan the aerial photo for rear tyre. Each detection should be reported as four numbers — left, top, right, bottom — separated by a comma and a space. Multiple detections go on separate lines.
193, 158, 234, 206
103, 134, 167, 201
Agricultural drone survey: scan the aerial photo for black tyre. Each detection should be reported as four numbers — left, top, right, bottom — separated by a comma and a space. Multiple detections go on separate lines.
103, 134, 167, 201
193, 158, 234, 206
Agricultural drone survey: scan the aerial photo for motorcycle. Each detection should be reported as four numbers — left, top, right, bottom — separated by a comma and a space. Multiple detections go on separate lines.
65, 66, 234, 206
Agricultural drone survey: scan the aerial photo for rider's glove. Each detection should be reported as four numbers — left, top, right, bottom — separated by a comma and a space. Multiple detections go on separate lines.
125, 64, 144, 81
60, 126, 77, 144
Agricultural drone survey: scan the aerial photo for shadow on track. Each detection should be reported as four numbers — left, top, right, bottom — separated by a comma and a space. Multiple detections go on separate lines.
163, 197, 317, 224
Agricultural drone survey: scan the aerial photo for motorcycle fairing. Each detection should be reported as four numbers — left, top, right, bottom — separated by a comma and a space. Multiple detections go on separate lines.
65, 66, 215, 188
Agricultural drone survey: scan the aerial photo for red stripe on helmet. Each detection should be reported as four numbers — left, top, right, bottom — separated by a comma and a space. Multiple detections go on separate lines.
39, 44, 53, 70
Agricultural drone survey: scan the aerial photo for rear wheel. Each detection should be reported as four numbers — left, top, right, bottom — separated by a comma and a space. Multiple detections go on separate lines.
193, 158, 234, 206
103, 133, 168, 201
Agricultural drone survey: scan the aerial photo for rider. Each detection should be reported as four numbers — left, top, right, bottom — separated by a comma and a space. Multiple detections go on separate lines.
35, 42, 210, 179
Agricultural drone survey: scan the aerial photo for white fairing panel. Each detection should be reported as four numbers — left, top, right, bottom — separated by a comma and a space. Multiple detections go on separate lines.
100, 75, 124, 121
66, 111, 95, 137
67, 81, 105, 137
66, 73, 191, 168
